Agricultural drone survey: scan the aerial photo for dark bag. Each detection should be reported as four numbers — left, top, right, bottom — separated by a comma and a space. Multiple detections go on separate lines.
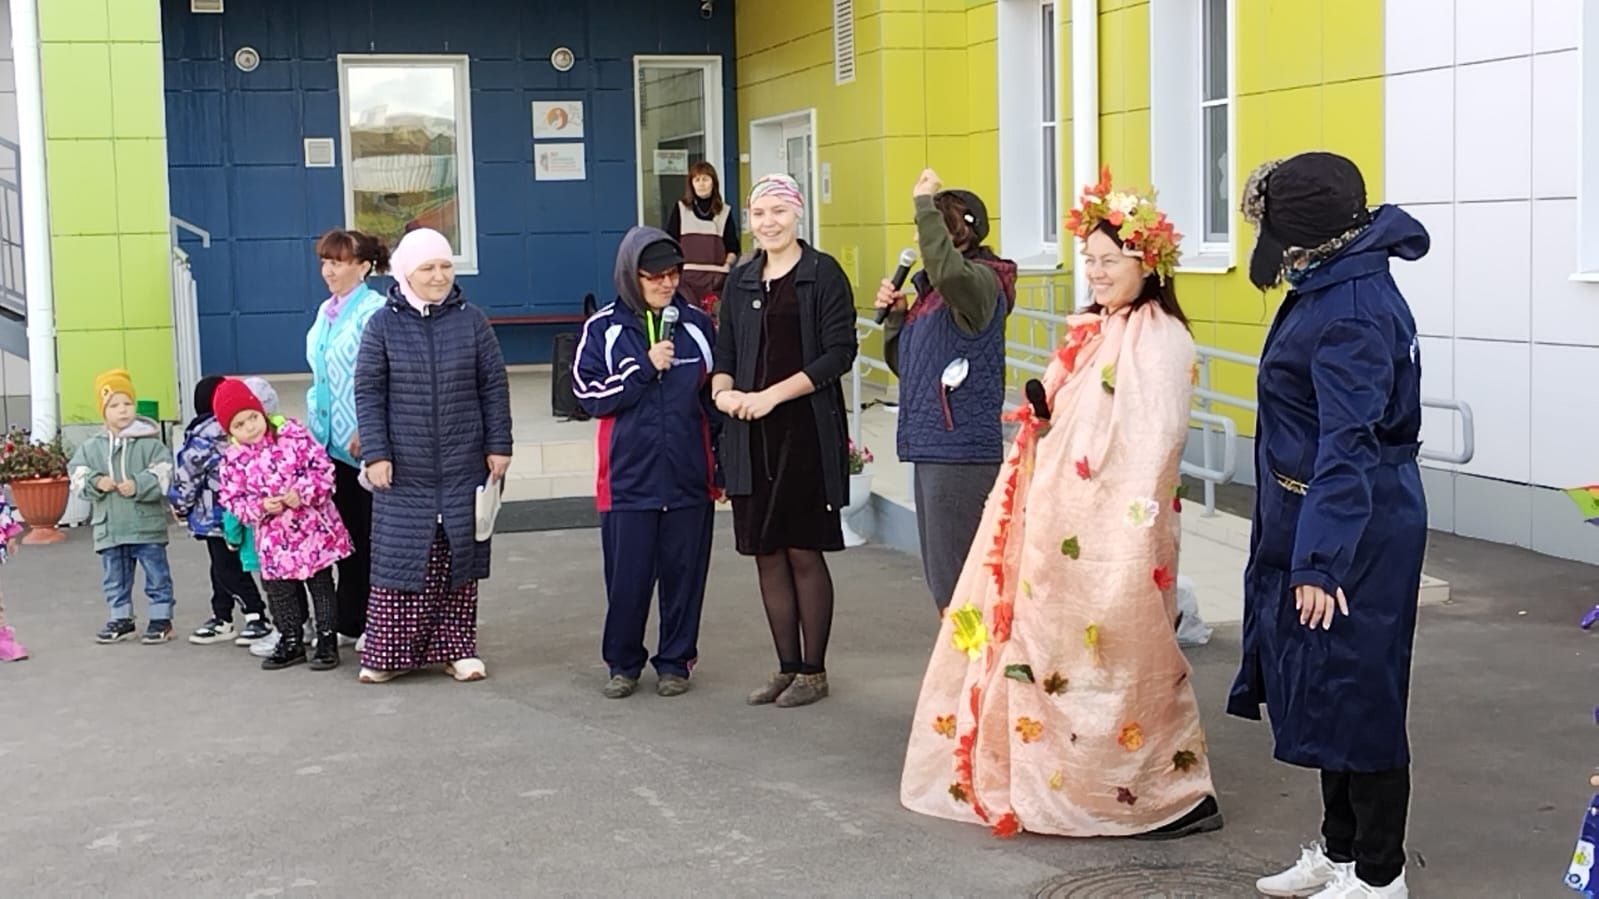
551, 293, 598, 421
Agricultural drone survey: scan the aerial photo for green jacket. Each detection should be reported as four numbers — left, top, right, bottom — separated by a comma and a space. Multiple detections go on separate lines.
221, 509, 259, 573
883, 194, 1003, 374
67, 417, 175, 551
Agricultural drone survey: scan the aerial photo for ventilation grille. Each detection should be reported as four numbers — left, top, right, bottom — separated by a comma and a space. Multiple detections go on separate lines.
190, 0, 223, 13
833, 0, 856, 85
303, 138, 335, 168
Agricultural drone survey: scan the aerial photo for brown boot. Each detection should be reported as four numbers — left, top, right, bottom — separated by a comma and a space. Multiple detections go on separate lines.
775, 672, 829, 708
747, 672, 796, 705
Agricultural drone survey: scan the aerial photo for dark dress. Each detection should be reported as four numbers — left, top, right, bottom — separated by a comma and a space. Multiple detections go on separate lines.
731, 268, 844, 555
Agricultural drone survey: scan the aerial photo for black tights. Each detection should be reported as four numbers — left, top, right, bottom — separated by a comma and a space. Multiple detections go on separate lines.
755, 548, 833, 674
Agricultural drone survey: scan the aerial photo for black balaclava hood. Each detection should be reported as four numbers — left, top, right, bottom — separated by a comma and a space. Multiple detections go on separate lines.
1244, 152, 1371, 290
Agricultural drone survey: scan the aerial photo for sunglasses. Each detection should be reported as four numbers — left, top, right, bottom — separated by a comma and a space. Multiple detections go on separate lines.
639, 268, 682, 283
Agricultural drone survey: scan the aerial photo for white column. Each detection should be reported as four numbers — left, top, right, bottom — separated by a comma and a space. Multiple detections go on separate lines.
9, 0, 55, 440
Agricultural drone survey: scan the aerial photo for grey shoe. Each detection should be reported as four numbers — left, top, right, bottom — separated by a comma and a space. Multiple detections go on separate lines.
657, 674, 690, 697
747, 672, 796, 705
775, 672, 829, 708
603, 674, 639, 699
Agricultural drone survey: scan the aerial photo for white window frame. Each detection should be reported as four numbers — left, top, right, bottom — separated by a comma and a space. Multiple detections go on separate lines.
1041, 1, 1060, 249
998, 0, 1063, 270
1577, 4, 1599, 280
633, 55, 726, 228
337, 54, 479, 274
1149, 0, 1235, 273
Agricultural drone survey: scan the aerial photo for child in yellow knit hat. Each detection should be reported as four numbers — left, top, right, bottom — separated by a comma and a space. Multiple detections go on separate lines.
67, 369, 178, 644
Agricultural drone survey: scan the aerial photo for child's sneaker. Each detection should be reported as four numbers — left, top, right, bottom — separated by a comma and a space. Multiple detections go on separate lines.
141, 619, 174, 644
261, 631, 306, 671
188, 617, 235, 645
235, 614, 271, 644
96, 618, 136, 643
248, 629, 281, 658
0, 625, 27, 661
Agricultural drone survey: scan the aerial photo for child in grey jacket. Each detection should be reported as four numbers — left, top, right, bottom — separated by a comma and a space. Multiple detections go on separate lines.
67, 369, 178, 644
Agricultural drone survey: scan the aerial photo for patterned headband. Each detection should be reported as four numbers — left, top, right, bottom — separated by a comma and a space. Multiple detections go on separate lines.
748, 173, 806, 216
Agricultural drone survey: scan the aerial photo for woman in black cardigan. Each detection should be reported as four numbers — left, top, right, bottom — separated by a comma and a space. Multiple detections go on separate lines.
712, 174, 858, 708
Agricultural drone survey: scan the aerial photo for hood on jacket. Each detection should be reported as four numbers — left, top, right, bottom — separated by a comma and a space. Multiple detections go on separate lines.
109, 416, 161, 440
612, 226, 684, 316
1294, 204, 1430, 294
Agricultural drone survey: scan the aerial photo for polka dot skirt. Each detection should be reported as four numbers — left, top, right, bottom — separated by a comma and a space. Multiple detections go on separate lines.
360, 531, 479, 671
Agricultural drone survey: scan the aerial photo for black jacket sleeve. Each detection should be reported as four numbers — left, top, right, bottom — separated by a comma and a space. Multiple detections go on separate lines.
801, 254, 860, 389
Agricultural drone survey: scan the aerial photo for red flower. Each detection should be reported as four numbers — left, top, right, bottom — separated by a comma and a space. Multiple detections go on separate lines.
1153, 565, 1176, 591
1075, 457, 1091, 480
991, 812, 1021, 838
1107, 210, 1125, 227
991, 602, 1014, 643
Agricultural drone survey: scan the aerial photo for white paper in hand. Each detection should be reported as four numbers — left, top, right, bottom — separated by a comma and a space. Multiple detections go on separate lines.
475, 477, 503, 542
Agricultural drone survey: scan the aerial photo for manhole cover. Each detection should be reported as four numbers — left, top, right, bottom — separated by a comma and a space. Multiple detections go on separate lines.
1034, 863, 1261, 898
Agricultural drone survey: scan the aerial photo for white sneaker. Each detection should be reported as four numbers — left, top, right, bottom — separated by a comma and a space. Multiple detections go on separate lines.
1308, 869, 1407, 899
1258, 844, 1352, 897
445, 658, 486, 682
249, 630, 281, 658
337, 633, 366, 652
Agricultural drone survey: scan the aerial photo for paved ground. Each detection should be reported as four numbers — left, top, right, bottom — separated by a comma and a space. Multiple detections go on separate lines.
1, 518, 1593, 897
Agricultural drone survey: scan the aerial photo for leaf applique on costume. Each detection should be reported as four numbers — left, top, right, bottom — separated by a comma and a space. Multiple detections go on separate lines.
1004, 664, 1035, 684
1100, 363, 1117, 393
1070, 732, 1079, 744
991, 602, 1015, 643
1021, 580, 1034, 600
949, 782, 970, 804
1172, 749, 1199, 772
1084, 623, 1103, 665
1118, 723, 1145, 752
1116, 787, 1138, 806
933, 715, 957, 738
1153, 565, 1176, 591
1172, 483, 1189, 513
1049, 770, 1065, 791
1126, 497, 1160, 528
950, 604, 988, 660
1060, 536, 1081, 559
991, 812, 1021, 838
1043, 671, 1069, 695
1015, 717, 1044, 744
1075, 456, 1092, 480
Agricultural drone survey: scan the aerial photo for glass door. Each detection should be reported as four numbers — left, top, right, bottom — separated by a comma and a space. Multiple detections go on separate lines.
635, 57, 724, 229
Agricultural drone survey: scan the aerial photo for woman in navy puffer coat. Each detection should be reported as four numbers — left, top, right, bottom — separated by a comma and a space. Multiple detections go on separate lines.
354, 228, 513, 684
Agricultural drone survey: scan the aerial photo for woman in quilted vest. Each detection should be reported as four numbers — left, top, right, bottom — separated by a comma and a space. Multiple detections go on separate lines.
874, 169, 1017, 614
354, 228, 513, 685
305, 229, 389, 647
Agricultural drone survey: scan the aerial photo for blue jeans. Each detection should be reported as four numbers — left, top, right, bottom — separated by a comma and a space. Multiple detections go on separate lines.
99, 543, 174, 622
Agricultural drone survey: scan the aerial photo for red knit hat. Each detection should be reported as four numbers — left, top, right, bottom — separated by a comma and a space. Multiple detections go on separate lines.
212, 377, 264, 431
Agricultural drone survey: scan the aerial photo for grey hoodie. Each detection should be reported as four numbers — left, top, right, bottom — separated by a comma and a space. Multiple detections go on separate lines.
612, 225, 682, 317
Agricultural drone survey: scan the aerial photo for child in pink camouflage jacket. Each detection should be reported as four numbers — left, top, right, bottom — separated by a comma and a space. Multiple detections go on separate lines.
213, 378, 352, 673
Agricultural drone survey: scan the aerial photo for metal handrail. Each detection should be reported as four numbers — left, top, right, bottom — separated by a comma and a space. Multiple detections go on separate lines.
170, 216, 212, 249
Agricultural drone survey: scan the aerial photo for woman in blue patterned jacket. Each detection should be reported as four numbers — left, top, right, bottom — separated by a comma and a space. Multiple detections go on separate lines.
354, 228, 513, 685
305, 229, 388, 646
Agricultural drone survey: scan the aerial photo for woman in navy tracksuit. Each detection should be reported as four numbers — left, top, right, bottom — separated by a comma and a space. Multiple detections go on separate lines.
575, 226, 719, 700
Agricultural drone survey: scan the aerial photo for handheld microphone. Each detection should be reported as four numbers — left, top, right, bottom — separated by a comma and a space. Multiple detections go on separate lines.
659, 305, 679, 343
1025, 379, 1051, 421
876, 248, 918, 324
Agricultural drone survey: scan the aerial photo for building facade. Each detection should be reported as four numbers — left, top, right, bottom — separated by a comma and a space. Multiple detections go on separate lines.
17, 0, 1599, 563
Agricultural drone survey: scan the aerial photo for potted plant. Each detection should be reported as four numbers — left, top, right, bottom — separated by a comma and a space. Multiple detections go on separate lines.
0, 426, 73, 544
841, 439, 874, 547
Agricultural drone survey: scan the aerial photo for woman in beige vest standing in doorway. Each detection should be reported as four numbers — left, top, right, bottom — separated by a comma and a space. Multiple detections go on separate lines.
666, 161, 740, 320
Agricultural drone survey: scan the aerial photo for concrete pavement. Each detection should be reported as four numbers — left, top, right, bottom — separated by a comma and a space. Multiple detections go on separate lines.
0, 520, 1592, 897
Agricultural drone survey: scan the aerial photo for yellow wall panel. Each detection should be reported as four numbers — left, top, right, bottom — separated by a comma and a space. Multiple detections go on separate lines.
922, 49, 971, 135
1235, 0, 1270, 96
1321, 78, 1384, 200
1119, 1, 1150, 111
1321, 0, 1383, 83
926, 11, 970, 48
1262, 0, 1323, 92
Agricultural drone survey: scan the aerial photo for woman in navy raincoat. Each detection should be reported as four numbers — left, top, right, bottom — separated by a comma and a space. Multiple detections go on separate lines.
1228, 153, 1429, 899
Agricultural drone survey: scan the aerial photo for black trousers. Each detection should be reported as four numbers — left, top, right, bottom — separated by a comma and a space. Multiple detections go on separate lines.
204, 537, 266, 621
332, 460, 372, 638
1322, 767, 1410, 887
264, 569, 337, 642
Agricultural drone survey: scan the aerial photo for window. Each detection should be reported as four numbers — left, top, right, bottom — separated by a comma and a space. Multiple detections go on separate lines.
1580, 3, 1599, 277
338, 55, 478, 273
1041, 2, 1059, 247
997, 0, 1063, 267
1150, 0, 1234, 269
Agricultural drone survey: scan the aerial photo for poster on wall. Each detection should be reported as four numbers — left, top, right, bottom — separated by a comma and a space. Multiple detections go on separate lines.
653, 149, 689, 175
532, 101, 585, 139
535, 143, 587, 181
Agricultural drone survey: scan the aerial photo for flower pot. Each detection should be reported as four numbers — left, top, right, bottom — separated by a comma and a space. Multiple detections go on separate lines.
10, 476, 69, 545
840, 471, 873, 548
